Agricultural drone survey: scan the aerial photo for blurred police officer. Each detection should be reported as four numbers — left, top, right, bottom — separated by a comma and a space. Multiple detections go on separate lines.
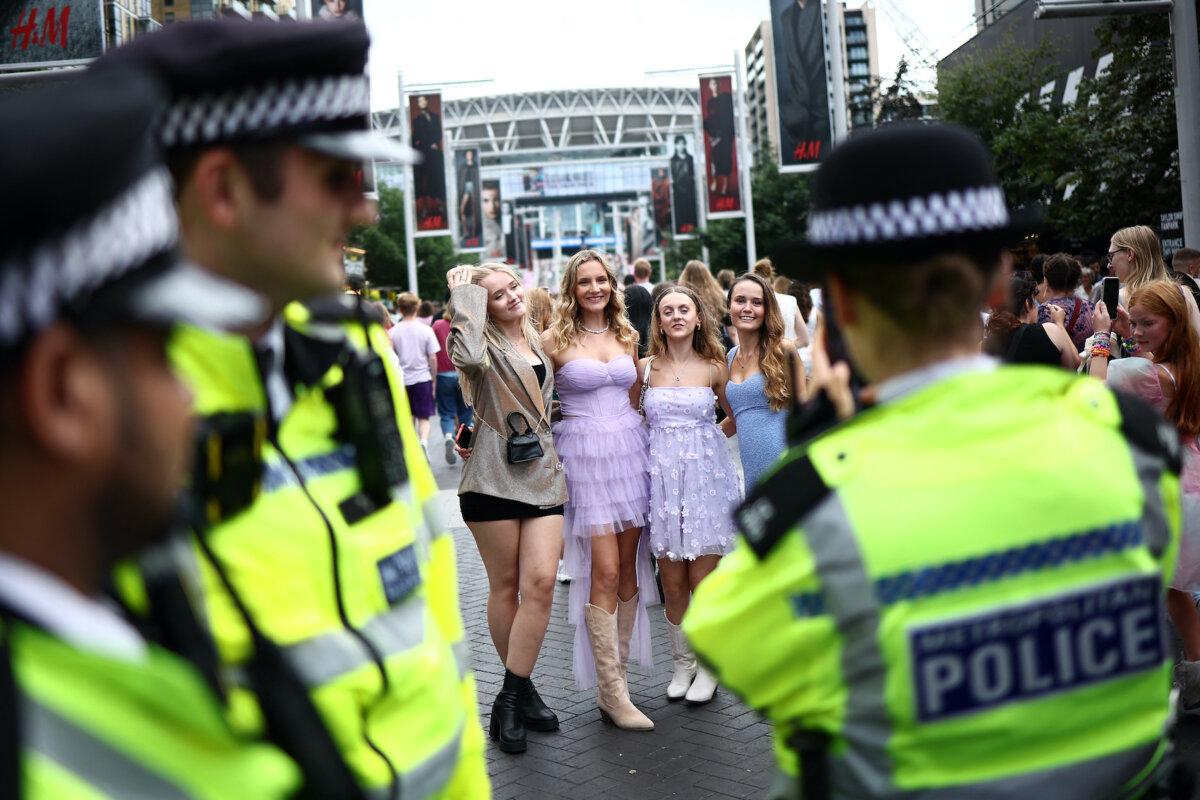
0, 68, 299, 799
685, 124, 1182, 799
94, 18, 489, 800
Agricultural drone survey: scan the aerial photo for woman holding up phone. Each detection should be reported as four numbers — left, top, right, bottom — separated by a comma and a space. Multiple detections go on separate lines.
1107, 225, 1200, 339
446, 264, 568, 755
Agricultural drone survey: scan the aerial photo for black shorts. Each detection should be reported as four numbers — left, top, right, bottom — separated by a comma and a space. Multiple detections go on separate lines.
459, 492, 565, 523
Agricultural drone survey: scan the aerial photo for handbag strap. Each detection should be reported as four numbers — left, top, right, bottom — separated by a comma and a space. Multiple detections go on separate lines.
1066, 298, 1083, 331
638, 356, 655, 412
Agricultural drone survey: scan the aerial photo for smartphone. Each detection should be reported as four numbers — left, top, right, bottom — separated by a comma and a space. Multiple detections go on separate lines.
455, 424, 473, 449
1102, 276, 1120, 316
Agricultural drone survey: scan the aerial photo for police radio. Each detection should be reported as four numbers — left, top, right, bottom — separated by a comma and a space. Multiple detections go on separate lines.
329, 313, 409, 524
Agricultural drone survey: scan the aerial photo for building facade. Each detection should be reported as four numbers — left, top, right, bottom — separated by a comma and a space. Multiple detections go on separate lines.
744, 0, 881, 164
149, 0, 293, 24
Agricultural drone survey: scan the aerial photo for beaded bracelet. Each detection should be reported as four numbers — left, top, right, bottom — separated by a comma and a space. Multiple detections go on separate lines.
1122, 336, 1140, 354
1091, 341, 1113, 360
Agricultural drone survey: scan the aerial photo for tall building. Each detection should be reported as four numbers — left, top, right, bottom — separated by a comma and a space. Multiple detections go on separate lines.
743, 1, 881, 164
974, 0, 1025, 31
149, 0, 294, 24
744, 21, 781, 164
843, 5, 880, 130
106, 0, 158, 47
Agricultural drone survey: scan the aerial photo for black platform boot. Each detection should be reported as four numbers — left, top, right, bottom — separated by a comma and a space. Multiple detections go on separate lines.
516, 674, 560, 732
489, 670, 527, 753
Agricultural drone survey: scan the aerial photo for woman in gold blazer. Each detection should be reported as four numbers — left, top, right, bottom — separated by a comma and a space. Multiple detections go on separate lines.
446, 264, 567, 757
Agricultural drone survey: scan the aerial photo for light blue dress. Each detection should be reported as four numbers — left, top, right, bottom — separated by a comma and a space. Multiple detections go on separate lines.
726, 346, 788, 490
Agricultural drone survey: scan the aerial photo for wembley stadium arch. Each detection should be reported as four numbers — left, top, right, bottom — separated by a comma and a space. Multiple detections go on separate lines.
371, 86, 705, 286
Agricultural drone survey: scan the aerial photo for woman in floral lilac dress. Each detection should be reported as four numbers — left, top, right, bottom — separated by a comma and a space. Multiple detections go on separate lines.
634, 284, 740, 705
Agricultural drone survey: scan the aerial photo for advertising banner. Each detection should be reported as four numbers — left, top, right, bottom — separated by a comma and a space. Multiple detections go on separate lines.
482, 179, 505, 260
650, 167, 673, 245
699, 74, 743, 218
408, 92, 449, 235
455, 148, 483, 251
311, 0, 362, 21
669, 134, 699, 237
770, 0, 833, 171
1, 0, 103, 69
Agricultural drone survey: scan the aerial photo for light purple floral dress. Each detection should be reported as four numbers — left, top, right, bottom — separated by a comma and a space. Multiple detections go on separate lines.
643, 386, 741, 561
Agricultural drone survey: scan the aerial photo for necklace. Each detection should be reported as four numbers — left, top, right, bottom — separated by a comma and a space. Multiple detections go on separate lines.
580, 322, 610, 335
734, 346, 759, 372
665, 354, 695, 384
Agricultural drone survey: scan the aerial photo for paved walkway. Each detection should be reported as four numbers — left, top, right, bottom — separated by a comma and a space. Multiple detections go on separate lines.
426, 434, 777, 800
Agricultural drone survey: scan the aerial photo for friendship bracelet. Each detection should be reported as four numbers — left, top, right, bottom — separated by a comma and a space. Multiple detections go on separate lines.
1091, 342, 1112, 360
1122, 337, 1140, 354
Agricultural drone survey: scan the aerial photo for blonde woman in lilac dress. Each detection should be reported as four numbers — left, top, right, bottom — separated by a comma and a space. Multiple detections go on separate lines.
544, 250, 656, 730
633, 284, 740, 705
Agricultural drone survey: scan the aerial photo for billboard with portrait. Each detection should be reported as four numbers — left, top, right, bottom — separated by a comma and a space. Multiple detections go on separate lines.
455, 149, 483, 251
650, 167, 673, 246
1, 0, 103, 69
482, 179, 505, 259
668, 134, 699, 238
310, 0, 362, 21
770, 0, 833, 171
699, 74, 743, 218
408, 92, 449, 234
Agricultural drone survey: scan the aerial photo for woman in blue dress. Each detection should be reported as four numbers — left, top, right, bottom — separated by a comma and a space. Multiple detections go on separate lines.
721, 273, 806, 489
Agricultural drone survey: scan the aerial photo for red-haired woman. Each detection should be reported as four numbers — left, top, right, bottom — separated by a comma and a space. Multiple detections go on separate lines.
1091, 279, 1200, 708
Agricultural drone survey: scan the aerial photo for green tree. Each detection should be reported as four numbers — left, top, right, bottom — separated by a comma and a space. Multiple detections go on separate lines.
348, 182, 482, 301
875, 58, 925, 125
1054, 14, 1180, 238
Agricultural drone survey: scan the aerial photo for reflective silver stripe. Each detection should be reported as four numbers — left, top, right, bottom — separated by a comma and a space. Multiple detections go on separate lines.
800, 493, 892, 796
452, 640, 471, 680
24, 696, 192, 800
423, 497, 448, 541
1128, 444, 1172, 560
364, 723, 464, 800
284, 596, 426, 687
770, 741, 1163, 799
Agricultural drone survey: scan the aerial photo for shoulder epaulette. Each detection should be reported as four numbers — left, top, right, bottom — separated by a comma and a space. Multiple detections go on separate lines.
735, 455, 831, 559
300, 293, 366, 323
1111, 387, 1183, 474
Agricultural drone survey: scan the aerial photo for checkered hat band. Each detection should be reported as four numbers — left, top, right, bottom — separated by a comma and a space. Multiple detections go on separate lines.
807, 186, 1010, 246
0, 168, 178, 346
160, 73, 370, 147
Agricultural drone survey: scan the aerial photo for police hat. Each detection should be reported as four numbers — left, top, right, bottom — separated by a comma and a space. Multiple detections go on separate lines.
0, 68, 264, 354
94, 18, 414, 164
773, 123, 1040, 280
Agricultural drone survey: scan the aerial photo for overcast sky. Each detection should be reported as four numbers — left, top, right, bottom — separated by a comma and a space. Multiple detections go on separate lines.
361, 0, 978, 111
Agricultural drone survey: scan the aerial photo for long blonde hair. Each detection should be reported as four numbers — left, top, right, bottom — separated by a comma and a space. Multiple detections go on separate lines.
548, 249, 639, 354
731, 273, 792, 412
648, 284, 726, 366
679, 260, 728, 325
448, 262, 541, 400
1113, 225, 1169, 292
526, 287, 553, 333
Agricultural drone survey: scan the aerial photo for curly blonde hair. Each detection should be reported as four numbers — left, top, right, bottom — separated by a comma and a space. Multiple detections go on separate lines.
526, 287, 553, 333
730, 273, 792, 411
679, 260, 728, 322
548, 249, 639, 354
648, 284, 726, 365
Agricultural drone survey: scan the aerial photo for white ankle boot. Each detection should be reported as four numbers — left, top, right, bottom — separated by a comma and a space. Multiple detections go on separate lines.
665, 615, 697, 701
685, 664, 718, 705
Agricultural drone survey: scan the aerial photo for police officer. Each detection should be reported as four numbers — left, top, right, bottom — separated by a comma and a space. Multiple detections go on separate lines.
0, 69, 299, 798
684, 124, 1182, 799
94, 18, 489, 800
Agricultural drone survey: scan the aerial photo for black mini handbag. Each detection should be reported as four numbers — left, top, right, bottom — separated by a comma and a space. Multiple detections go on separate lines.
505, 411, 544, 464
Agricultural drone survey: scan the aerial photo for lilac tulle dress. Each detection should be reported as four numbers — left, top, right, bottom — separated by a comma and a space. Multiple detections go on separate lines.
553, 355, 658, 688
643, 386, 741, 560
1107, 358, 1200, 591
